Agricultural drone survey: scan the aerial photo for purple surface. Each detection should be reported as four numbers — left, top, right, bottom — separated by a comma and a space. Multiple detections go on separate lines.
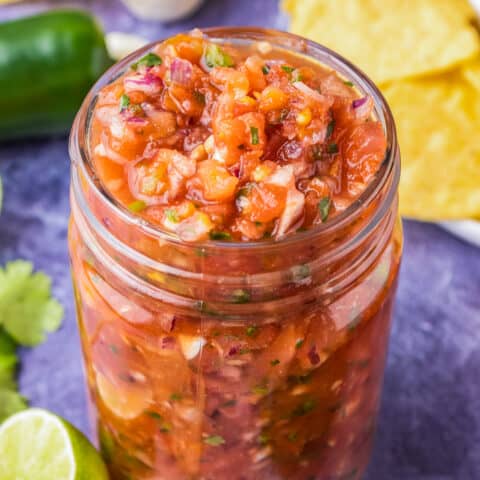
1, 1, 479, 479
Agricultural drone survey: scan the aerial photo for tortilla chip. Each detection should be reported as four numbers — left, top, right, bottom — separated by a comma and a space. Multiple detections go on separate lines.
382, 65, 480, 220
283, 0, 480, 85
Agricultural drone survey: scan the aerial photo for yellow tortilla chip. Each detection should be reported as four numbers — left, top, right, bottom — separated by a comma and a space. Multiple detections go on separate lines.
382, 65, 480, 220
283, 0, 480, 85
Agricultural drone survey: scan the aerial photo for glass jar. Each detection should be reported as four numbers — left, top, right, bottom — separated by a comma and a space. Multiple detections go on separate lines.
69, 28, 402, 480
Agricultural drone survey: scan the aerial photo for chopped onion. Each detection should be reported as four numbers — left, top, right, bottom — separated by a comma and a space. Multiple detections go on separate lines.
352, 96, 368, 109
292, 81, 324, 102
352, 96, 373, 121
161, 336, 176, 349
124, 72, 163, 95
308, 345, 321, 365
170, 58, 193, 85
178, 335, 206, 359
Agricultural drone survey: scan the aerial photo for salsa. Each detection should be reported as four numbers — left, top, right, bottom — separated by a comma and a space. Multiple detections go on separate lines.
69, 28, 401, 480
90, 29, 386, 242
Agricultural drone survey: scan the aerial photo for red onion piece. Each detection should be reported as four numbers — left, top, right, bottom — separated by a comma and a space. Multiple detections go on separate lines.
352, 97, 368, 109
171, 58, 193, 85
308, 345, 321, 365
124, 72, 163, 96
161, 336, 176, 349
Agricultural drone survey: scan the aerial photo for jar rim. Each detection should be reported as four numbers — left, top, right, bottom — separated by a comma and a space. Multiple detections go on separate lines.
69, 26, 399, 253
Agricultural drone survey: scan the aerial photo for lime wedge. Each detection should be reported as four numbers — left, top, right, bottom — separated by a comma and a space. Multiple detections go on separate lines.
0, 409, 109, 480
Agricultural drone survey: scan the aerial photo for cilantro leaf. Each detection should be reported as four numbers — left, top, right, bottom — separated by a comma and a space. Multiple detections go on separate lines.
0, 261, 63, 347
203, 44, 234, 69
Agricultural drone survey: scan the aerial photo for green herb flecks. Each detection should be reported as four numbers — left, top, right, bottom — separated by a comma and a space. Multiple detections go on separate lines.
344, 80, 354, 87
165, 208, 179, 223
295, 339, 304, 349
170, 393, 183, 401
262, 65, 270, 75
203, 434, 226, 446
119, 94, 130, 112
318, 197, 331, 223
291, 264, 311, 282
128, 200, 147, 213
209, 231, 232, 241
281, 65, 295, 73
193, 90, 206, 105
232, 289, 251, 304
132, 52, 162, 71
270, 359, 280, 366
246, 325, 258, 337
292, 399, 316, 417
258, 433, 270, 445
326, 119, 335, 139
250, 126, 259, 145
204, 44, 234, 69
287, 431, 298, 442
251, 384, 269, 396
326, 143, 339, 154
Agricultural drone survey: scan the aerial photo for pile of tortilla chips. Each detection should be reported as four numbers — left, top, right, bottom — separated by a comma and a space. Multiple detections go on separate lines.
283, 0, 480, 220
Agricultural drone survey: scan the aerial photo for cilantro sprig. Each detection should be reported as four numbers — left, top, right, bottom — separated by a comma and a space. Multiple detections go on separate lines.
0, 261, 63, 422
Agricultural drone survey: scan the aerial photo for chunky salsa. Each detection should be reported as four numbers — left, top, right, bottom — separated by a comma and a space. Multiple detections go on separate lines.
70, 28, 401, 480
90, 30, 387, 242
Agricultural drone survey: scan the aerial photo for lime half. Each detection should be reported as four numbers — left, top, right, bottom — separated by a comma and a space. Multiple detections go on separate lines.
0, 409, 109, 480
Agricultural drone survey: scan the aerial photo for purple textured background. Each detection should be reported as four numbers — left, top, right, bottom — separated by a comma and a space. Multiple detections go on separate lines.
0, 1, 479, 479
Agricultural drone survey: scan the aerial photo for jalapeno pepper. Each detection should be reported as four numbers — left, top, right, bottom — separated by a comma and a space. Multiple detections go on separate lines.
0, 10, 113, 141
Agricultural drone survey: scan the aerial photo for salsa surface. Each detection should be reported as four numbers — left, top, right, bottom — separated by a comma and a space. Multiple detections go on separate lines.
90, 30, 387, 242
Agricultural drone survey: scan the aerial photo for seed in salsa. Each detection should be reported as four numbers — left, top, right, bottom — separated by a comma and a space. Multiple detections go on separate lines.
90, 30, 387, 242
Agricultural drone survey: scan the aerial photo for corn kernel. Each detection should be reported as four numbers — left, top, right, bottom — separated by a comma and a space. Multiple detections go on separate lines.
252, 164, 273, 182
238, 96, 257, 107
296, 107, 312, 126
253, 91, 261, 99
204, 134, 215, 155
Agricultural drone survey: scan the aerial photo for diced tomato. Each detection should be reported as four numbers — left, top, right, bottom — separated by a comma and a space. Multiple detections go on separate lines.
196, 160, 239, 201
240, 182, 287, 223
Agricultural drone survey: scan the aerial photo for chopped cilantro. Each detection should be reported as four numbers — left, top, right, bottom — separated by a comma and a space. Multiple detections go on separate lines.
204, 434, 226, 446
232, 289, 251, 304
318, 197, 331, 223
262, 65, 270, 75
291, 264, 311, 282
281, 65, 295, 73
292, 70, 303, 82
170, 393, 183, 401
209, 231, 232, 241
287, 431, 298, 442
0, 261, 63, 421
131, 52, 162, 70
292, 399, 316, 417
119, 94, 130, 112
239, 348, 250, 355
344, 80, 354, 87
165, 208, 179, 223
193, 90, 206, 105
327, 143, 339, 154
146, 411, 163, 420
109, 344, 119, 354
326, 119, 335, 139
295, 339, 304, 349
160, 422, 172, 433
204, 44, 234, 69
128, 200, 146, 213
270, 359, 280, 366
258, 433, 270, 445
246, 325, 258, 337
250, 126, 259, 145
251, 384, 269, 395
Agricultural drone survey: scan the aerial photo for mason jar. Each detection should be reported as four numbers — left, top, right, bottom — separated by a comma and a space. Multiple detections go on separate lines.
68, 27, 402, 480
